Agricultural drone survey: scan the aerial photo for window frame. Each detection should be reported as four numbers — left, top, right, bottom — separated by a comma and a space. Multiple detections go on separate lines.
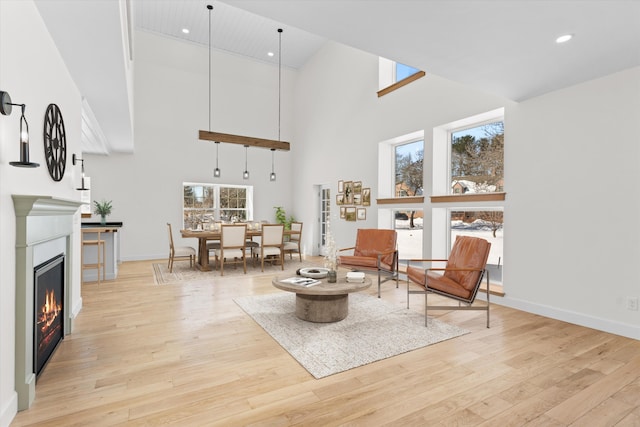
183, 182, 253, 229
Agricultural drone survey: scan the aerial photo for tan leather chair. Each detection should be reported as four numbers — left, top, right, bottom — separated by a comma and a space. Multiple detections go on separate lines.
338, 228, 399, 298
407, 235, 491, 327
167, 223, 196, 273
283, 221, 303, 262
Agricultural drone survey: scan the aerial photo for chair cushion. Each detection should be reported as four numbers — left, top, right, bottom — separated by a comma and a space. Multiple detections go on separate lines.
262, 247, 282, 257
283, 242, 298, 251
444, 236, 491, 293
339, 255, 393, 272
175, 246, 196, 257
215, 248, 244, 259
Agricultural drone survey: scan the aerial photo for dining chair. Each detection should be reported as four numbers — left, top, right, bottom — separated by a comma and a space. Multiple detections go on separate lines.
284, 221, 303, 262
258, 224, 284, 272
213, 224, 247, 276
167, 223, 196, 273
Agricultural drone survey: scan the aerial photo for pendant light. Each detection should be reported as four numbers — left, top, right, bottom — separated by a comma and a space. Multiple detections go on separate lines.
243, 145, 250, 179
270, 148, 276, 181
270, 28, 284, 182
207, 4, 221, 178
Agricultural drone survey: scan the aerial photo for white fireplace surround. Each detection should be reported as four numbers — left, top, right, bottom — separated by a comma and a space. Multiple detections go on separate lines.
13, 195, 83, 410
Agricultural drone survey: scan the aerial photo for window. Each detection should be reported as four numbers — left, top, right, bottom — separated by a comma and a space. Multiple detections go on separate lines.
395, 139, 424, 198
378, 130, 426, 259
378, 58, 425, 97
394, 208, 423, 260
432, 108, 505, 286
450, 209, 503, 285
395, 62, 420, 82
450, 121, 504, 194
183, 183, 253, 229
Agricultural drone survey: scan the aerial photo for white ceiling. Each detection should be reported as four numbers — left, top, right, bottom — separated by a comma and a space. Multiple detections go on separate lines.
36, 0, 640, 154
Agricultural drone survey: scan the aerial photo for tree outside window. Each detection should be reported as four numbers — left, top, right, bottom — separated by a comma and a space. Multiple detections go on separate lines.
451, 121, 504, 194
395, 139, 423, 228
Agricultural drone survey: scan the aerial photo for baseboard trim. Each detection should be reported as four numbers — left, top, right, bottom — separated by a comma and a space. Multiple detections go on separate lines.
493, 295, 640, 340
0, 391, 17, 427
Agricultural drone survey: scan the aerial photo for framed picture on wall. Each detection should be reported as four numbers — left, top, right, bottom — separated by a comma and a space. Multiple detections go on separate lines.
362, 188, 371, 206
345, 207, 356, 221
354, 194, 362, 205
340, 206, 346, 218
336, 194, 344, 205
357, 208, 366, 220
344, 181, 354, 204
338, 180, 344, 193
353, 181, 362, 194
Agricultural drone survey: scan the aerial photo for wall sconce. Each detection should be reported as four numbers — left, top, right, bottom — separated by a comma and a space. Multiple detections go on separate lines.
72, 154, 88, 190
0, 90, 39, 167
243, 145, 250, 180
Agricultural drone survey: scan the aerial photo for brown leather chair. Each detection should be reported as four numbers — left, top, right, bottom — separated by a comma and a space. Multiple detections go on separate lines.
406, 235, 491, 327
338, 228, 399, 298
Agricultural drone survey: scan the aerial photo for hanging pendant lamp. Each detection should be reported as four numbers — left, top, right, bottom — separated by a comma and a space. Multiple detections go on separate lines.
269, 29, 284, 182
243, 145, 250, 179
206, 5, 222, 178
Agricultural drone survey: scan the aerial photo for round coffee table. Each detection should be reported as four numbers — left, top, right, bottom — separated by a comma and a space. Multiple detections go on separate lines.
272, 275, 372, 323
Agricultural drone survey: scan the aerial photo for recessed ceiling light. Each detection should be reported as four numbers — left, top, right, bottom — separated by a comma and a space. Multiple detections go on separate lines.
182, 28, 190, 34
267, 52, 274, 57
556, 34, 573, 44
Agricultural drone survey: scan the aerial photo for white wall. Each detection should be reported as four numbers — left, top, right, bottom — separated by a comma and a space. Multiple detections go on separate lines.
84, 31, 296, 260
0, 1, 83, 425
291, 41, 639, 339
504, 67, 640, 337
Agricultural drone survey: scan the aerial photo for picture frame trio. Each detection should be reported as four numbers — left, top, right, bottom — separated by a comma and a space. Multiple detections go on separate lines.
336, 180, 370, 221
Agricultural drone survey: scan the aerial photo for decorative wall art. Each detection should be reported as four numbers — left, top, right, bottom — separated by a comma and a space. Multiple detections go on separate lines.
345, 207, 356, 221
336, 178, 370, 222
357, 208, 366, 220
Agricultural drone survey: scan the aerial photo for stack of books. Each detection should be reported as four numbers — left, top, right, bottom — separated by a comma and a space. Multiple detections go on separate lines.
346, 272, 366, 283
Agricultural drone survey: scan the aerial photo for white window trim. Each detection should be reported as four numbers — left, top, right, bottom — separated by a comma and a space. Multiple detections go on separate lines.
183, 182, 253, 228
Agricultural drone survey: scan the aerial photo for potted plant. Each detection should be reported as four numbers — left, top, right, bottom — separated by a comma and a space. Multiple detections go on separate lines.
93, 200, 113, 225
274, 206, 295, 230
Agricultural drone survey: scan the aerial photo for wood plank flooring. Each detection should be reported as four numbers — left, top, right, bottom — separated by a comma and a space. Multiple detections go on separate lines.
11, 258, 640, 426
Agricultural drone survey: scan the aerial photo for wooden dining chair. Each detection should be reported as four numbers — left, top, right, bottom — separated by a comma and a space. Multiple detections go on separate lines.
284, 221, 303, 262
258, 224, 284, 271
167, 223, 196, 273
213, 224, 247, 276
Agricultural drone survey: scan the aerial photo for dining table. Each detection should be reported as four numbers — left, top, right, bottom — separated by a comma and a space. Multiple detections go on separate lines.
180, 227, 298, 271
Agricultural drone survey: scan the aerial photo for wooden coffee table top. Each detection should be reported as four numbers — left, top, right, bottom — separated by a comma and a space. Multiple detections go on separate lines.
272, 274, 371, 296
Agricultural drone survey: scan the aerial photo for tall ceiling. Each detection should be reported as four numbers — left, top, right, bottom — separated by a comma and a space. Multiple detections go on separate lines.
36, 0, 640, 154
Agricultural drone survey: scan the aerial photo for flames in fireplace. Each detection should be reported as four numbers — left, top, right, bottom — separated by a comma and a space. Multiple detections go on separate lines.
37, 288, 62, 355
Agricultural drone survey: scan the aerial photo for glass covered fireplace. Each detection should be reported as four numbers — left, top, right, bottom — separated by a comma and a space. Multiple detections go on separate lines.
34, 254, 64, 377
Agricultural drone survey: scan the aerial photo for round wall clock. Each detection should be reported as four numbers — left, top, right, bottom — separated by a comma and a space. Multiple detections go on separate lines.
43, 103, 67, 181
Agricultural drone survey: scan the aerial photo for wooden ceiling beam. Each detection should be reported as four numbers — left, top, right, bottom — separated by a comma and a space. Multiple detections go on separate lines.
199, 130, 290, 151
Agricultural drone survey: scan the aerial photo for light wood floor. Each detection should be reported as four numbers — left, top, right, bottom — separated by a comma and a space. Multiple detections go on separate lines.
12, 258, 640, 426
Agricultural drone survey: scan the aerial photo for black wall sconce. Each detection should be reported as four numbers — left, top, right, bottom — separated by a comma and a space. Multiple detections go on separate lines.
0, 90, 39, 167
72, 154, 88, 190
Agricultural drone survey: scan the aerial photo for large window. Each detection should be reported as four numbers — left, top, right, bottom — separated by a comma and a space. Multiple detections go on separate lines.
395, 62, 420, 82
395, 139, 424, 198
451, 209, 503, 285
450, 121, 504, 194
183, 183, 253, 229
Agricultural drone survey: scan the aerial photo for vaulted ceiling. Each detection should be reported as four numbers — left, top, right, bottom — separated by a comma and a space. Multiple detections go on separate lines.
36, 0, 640, 154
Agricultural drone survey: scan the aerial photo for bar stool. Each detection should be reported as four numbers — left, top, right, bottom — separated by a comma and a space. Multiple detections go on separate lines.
81, 229, 106, 284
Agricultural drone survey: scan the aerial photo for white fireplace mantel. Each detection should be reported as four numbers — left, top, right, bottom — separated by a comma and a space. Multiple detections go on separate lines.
13, 195, 83, 410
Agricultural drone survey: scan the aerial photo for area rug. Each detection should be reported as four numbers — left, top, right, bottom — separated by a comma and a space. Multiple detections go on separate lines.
234, 292, 469, 378
152, 259, 319, 284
